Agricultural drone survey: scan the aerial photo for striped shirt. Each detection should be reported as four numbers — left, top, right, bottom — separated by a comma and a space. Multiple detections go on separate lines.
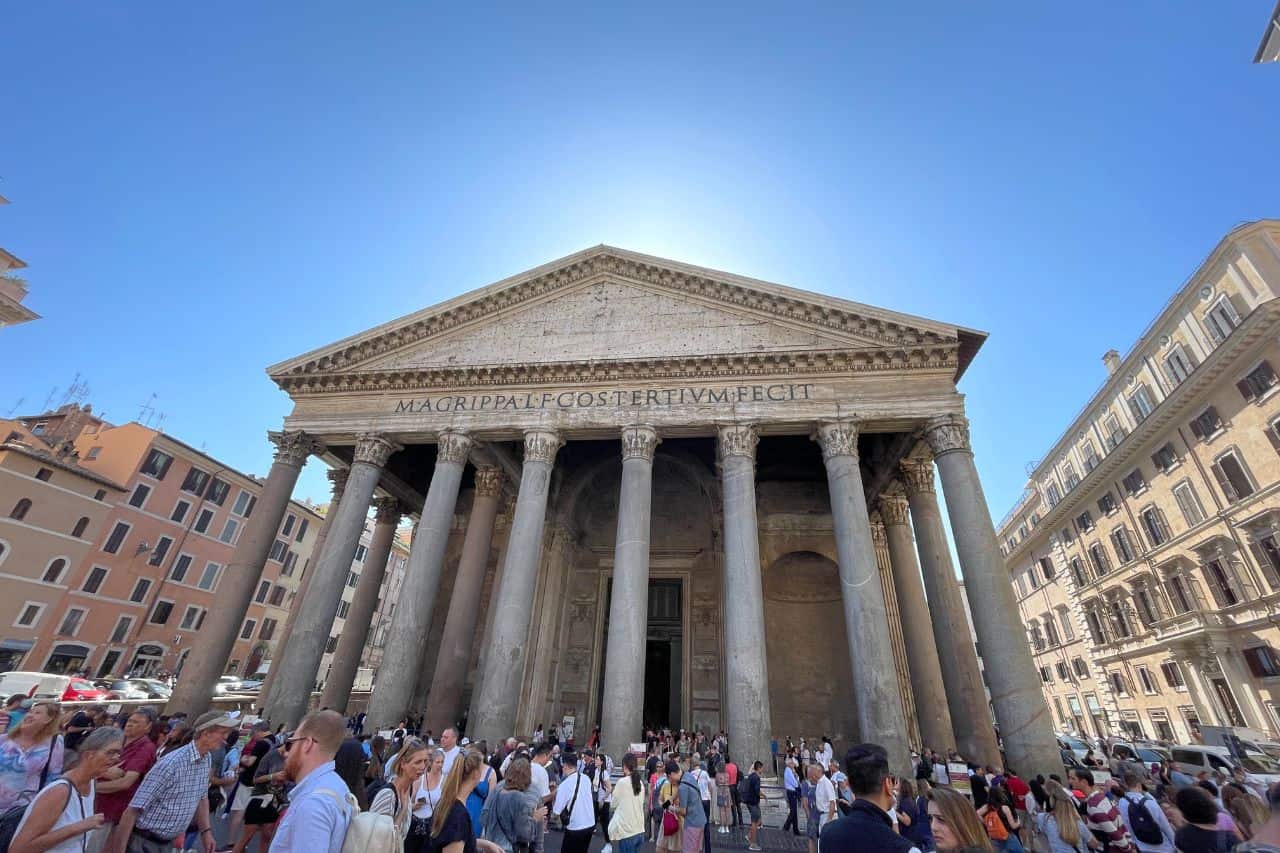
129, 742, 211, 839
1084, 789, 1138, 853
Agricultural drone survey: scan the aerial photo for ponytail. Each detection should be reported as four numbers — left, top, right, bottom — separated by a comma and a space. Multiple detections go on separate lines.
432, 748, 484, 838
624, 752, 641, 796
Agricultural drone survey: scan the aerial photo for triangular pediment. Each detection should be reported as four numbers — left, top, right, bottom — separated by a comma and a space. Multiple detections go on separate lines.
269, 246, 986, 391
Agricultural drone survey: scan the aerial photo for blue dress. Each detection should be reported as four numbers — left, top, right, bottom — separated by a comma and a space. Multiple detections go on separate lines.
466, 765, 495, 836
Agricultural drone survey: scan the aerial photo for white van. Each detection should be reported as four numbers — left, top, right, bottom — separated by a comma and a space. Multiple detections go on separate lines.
1170, 744, 1280, 788
0, 671, 68, 699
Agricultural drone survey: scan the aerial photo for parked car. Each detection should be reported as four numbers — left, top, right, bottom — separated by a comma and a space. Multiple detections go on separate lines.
134, 678, 172, 699
232, 680, 262, 694
60, 678, 108, 701
102, 680, 150, 700
212, 675, 241, 696
1170, 744, 1280, 788
1057, 733, 1091, 762
0, 672, 106, 702
1111, 742, 1172, 769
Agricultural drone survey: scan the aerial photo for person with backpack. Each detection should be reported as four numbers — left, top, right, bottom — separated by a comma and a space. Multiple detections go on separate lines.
977, 785, 1024, 852
7, 726, 118, 853
269, 710, 353, 853
0, 700, 65, 813
372, 740, 430, 845
1116, 772, 1173, 853
739, 761, 764, 852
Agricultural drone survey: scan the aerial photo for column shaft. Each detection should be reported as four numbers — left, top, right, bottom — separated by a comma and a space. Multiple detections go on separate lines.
320, 497, 401, 711
366, 432, 473, 728
600, 426, 660, 761
424, 467, 504, 734
880, 490, 956, 753
468, 430, 563, 743
814, 421, 910, 773
266, 433, 400, 727
900, 456, 1000, 764
718, 424, 773, 773
166, 431, 319, 714
926, 415, 1061, 777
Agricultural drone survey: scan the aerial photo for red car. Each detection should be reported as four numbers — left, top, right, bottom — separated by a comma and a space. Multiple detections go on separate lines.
25, 677, 107, 702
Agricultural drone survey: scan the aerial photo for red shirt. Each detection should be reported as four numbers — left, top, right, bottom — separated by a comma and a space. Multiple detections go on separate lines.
97, 734, 157, 823
1005, 774, 1030, 800
725, 762, 739, 785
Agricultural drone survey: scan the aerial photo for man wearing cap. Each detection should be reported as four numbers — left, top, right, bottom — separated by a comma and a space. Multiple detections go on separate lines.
112, 710, 238, 853
270, 710, 352, 853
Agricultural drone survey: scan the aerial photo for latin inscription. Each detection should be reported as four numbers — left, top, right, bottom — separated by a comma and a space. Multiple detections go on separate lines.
394, 383, 816, 414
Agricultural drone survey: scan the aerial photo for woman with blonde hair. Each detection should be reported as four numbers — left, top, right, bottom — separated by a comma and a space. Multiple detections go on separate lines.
1033, 781, 1092, 853
430, 748, 503, 853
1224, 784, 1269, 840
408, 749, 446, 853
372, 739, 430, 844
926, 786, 993, 852
0, 701, 64, 812
9, 727, 120, 853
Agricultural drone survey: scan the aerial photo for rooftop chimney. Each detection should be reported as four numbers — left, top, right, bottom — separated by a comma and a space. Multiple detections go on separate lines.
1102, 349, 1121, 375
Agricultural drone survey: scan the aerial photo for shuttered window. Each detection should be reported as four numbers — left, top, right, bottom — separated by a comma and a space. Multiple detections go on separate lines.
1238, 361, 1278, 401
1211, 450, 1255, 502
1188, 406, 1223, 440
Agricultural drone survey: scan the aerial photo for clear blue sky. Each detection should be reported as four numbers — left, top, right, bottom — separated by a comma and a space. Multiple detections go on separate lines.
2, 3, 1276, 520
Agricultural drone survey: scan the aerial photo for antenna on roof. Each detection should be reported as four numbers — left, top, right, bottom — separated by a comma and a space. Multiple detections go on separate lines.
137, 393, 158, 427
154, 412, 167, 433
5, 397, 23, 417
42, 386, 59, 411
60, 374, 90, 407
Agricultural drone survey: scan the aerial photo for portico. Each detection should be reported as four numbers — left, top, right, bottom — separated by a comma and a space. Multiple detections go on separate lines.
172, 246, 1060, 776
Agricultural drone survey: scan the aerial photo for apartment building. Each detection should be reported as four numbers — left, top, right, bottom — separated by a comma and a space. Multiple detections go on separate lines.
998, 219, 1280, 745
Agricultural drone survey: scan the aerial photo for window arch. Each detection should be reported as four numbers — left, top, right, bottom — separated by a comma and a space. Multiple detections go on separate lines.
9, 499, 31, 521
70, 517, 90, 538
42, 558, 68, 585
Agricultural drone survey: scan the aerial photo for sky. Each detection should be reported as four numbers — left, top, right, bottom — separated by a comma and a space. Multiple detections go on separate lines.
2, 2, 1277, 522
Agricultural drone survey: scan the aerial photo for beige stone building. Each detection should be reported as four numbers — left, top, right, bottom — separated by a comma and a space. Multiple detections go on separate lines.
0, 194, 39, 329
1000, 219, 1280, 744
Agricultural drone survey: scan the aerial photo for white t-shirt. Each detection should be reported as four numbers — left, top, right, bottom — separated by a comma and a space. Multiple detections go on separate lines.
441, 746, 461, 777
814, 775, 837, 828
530, 761, 551, 801
694, 768, 712, 801
413, 777, 443, 819
553, 771, 597, 831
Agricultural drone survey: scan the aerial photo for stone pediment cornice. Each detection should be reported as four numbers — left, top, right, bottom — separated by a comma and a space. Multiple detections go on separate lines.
268, 245, 985, 388
275, 344, 960, 394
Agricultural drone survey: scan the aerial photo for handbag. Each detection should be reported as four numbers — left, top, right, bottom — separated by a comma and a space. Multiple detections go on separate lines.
559, 772, 582, 827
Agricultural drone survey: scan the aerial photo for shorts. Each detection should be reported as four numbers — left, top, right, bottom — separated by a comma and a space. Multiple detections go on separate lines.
244, 794, 280, 825
746, 804, 761, 824
806, 814, 820, 840
231, 784, 254, 812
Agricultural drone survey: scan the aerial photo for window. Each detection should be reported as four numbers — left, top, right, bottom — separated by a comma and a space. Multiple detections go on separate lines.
255, 580, 270, 603
86, 447, 100, 460
1173, 481, 1207, 526
196, 562, 220, 591
325, 635, 339, 653
1122, 469, 1148, 497
240, 619, 257, 640
1165, 345, 1195, 385
129, 578, 152, 603
268, 539, 287, 562
1073, 658, 1090, 678
127, 483, 151, 509
218, 519, 239, 544
346, 571, 359, 589
1205, 295, 1241, 343
1205, 558, 1240, 606
149, 600, 173, 625
193, 508, 214, 534
1060, 525, 1075, 545
281, 551, 297, 577
42, 558, 68, 584
148, 536, 173, 567
1086, 609, 1108, 644
1109, 672, 1130, 697
9, 499, 31, 521
1099, 492, 1118, 514
179, 606, 206, 631
1166, 574, 1193, 614
295, 518, 309, 542
1151, 443, 1179, 473
1046, 482, 1063, 507
1088, 543, 1111, 576
140, 449, 174, 480
1063, 465, 1080, 490
1077, 511, 1095, 533
70, 517, 90, 538
281, 514, 296, 537
231, 491, 253, 517
1243, 646, 1280, 679
1189, 406, 1224, 440
102, 522, 129, 554
169, 554, 193, 583
14, 603, 42, 628
1039, 556, 1055, 580
110, 616, 132, 644
1161, 661, 1185, 689
259, 618, 278, 641
1044, 616, 1060, 646
1134, 586, 1160, 625
336, 600, 351, 619
204, 477, 230, 506
1104, 414, 1127, 450
268, 585, 286, 607
1026, 568, 1039, 590
1109, 599, 1132, 638
181, 467, 210, 495
31, 422, 46, 435
355, 544, 369, 563
1059, 609, 1075, 641
93, 489, 106, 501
1070, 557, 1088, 587
1082, 440, 1100, 472
1056, 661, 1070, 680
1129, 385, 1156, 422
1238, 361, 1278, 402
1039, 666, 1052, 684
35, 468, 52, 482
1135, 508, 1167, 549
81, 566, 107, 594
58, 608, 86, 636
170, 500, 191, 524
1137, 666, 1159, 694
1254, 535, 1280, 591
1212, 450, 1256, 502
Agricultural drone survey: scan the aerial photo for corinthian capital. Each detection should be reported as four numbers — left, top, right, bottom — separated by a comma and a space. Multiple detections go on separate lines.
899, 457, 936, 496
923, 414, 971, 457
814, 419, 859, 462
879, 487, 911, 526
621, 425, 661, 462
523, 429, 564, 465
474, 466, 503, 498
326, 467, 350, 500
717, 423, 758, 461
435, 430, 474, 466
353, 433, 402, 468
869, 513, 888, 547
374, 496, 402, 525
268, 430, 323, 468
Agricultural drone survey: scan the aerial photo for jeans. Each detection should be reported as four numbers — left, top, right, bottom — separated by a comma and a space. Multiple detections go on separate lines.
617, 833, 645, 853
729, 786, 741, 825
701, 801, 712, 853
562, 827, 594, 853
782, 790, 799, 834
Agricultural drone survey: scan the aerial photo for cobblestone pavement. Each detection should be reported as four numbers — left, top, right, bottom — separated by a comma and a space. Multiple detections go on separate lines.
542, 825, 812, 853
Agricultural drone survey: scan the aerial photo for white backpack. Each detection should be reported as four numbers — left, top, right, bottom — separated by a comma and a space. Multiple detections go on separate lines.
316, 789, 401, 853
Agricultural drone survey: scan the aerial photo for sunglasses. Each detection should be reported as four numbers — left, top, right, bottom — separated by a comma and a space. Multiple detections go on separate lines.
283, 735, 315, 753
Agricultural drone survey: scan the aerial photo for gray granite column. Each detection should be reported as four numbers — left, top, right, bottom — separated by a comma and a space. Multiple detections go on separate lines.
814, 420, 910, 773
899, 454, 1001, 764
925, 414, 1061, 777
424, 466, 504, 734
260, 467, 347, 706
879, 486, 957, 754
266, 433, 400, 727
717, 424, 773, 773
468, 429, 563, 743
166, 430, 320, 714
320, 497, 402, 711
601, 425, 660, 761
366, 431, 473, 728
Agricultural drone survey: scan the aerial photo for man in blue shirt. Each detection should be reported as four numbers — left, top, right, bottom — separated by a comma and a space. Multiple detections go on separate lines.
270, 710, 352, 853
782, 758, 801, 835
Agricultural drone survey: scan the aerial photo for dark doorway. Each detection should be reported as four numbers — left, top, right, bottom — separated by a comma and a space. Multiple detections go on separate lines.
598, 578, 683, 731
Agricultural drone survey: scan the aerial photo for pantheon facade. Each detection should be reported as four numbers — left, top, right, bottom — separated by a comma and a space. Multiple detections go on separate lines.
167, 246, 1059, 775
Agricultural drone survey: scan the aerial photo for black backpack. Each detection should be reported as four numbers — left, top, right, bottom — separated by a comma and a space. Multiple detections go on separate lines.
1126, 794, 1162, 845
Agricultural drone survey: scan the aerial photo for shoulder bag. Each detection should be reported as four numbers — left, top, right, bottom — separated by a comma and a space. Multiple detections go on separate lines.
558, 772, 581, 827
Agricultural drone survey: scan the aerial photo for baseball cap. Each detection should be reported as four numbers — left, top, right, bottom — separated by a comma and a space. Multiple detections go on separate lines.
194, 710, 240, 732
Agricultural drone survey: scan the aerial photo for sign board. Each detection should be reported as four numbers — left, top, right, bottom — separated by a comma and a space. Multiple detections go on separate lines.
630, 742, 647, 757
948, 763, 970, 796
1091, 769, 1113, 787
562, 715, 575, 742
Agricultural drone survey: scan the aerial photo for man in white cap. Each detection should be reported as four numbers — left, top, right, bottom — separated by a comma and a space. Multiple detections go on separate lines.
113, 710, 238, 853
